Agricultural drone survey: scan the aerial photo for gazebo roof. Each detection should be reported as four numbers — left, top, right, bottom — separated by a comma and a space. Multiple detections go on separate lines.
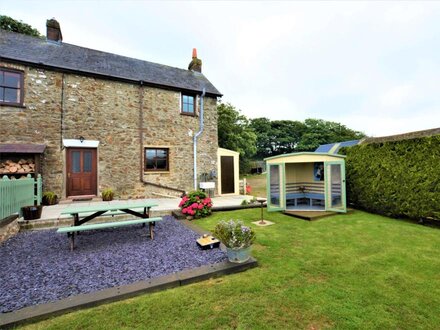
264, 152, 345, 162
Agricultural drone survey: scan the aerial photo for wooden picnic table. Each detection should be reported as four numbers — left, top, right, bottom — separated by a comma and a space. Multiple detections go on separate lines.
59, 201, 159, 250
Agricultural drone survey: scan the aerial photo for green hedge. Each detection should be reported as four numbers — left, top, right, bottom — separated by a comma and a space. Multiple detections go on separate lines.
340, 135, 440, 220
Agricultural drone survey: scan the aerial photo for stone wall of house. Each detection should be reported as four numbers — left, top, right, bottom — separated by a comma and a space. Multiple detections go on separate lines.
0, 62, 64, 194
0, 61, 219, 199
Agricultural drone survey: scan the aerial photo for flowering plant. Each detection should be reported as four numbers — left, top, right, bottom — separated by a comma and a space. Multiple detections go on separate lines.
213, 220, 256, 249
179, 190, 213, 218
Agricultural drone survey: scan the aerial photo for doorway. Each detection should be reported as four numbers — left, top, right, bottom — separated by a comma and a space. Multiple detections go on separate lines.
220, 156, 234, 194
66, 148, 97, 197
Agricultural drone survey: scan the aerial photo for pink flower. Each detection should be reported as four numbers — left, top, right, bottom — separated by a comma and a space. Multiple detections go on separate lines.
198, 204, 204, 210
191, 202, 198, 209
182, 208, 188, 214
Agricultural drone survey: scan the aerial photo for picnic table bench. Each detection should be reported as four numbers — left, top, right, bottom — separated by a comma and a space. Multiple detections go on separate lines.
57, 201, 160, 251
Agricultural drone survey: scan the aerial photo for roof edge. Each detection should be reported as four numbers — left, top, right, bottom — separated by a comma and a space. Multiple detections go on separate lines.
0, 56, 223, 98
264, 152, 346, 161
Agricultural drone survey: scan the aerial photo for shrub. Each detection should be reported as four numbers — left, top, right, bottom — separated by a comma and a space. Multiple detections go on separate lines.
42, 191, 57, 205
179, 190, 212, 218
101, 188, 114, 201
340, 135, 440, 220
213, 220, 256, 248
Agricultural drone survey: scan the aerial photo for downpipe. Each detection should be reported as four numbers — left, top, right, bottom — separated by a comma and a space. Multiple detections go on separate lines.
193, 88, 206, 190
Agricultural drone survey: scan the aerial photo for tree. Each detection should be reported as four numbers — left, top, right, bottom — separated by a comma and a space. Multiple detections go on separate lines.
0, 15, 42, 37
217, 103, 257, 173
270, 120, 306, 155
249, 117, 272, 158
296, 119, 365, 151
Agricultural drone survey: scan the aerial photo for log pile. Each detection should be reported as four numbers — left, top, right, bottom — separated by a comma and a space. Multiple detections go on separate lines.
0, 159, 35, 174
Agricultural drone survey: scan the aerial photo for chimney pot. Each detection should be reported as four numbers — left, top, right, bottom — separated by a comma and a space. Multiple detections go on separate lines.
188, 48, 202, 73
46, 18, 62, 43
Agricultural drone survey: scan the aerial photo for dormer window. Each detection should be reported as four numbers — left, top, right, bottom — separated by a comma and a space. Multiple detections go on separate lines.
181, 93, 195, 116
0, 68, 24, 107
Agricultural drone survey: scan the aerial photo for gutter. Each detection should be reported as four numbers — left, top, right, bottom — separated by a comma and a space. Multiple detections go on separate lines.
193, 88, 206, 190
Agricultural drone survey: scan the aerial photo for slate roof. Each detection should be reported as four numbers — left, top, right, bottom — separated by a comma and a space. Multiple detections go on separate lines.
0, 30, 222, 97
315, 140, 360, 154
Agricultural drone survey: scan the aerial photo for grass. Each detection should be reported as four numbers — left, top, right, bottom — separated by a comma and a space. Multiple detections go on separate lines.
243, 173, 267, 198
20, 210, 440, 329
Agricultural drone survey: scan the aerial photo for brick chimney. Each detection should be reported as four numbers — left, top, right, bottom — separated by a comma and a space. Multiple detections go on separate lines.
46, 18, 62, 43
188, 48, 202, 72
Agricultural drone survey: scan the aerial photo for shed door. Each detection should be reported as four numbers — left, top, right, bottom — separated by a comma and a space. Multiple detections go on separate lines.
221, 156, 234, 194
324, 161, 346, 212
66, 148, 97, 197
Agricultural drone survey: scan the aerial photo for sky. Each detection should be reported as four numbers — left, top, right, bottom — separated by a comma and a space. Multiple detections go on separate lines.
2, 0, 440, 137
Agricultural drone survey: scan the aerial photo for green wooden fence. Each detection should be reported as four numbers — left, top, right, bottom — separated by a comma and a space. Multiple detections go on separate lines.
0, 174, 42, 220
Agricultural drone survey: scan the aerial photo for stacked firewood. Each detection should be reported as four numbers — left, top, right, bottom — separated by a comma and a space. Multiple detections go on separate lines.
0, 159, 35, 174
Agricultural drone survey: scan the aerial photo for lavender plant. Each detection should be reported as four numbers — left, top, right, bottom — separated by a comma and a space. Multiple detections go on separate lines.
213, 220, 256, 249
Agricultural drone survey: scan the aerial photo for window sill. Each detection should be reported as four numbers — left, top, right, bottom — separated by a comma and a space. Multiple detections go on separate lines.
144, 171, 170, 174
0, 103, 26, 109
180, 112, 197, 117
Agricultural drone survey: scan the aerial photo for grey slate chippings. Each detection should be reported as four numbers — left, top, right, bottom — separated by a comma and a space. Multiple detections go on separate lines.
0, 216, 226, 313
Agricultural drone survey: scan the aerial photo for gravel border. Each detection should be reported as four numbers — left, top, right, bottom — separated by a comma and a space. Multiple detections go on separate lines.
0, 216, 227, 313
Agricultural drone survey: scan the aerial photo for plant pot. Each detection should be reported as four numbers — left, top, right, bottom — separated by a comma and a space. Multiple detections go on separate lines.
226, 246, 251, 263
21, 205, 43, 220
42, 196, 58, 206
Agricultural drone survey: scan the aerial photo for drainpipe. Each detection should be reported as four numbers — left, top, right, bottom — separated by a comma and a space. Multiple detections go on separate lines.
193, 88, 206, 190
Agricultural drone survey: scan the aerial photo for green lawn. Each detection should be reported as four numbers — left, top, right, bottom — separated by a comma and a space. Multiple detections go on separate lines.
21, 210, 440, 329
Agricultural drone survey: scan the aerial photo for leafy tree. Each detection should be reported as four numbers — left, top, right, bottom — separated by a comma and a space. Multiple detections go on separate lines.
296, 119, 365, 151
270, 120, 306, 155
0, 15, 42, 37
249, 117, 272, 158
217, 103, 257, 173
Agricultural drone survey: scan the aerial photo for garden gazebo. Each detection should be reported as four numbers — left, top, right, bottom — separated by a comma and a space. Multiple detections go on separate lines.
265, 152, 346, 213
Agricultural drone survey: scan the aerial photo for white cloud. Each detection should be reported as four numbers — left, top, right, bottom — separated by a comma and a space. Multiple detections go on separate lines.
2, 0, 440, 137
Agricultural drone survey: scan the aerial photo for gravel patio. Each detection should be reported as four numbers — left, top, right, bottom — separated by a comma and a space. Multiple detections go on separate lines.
0, 216, 227, 313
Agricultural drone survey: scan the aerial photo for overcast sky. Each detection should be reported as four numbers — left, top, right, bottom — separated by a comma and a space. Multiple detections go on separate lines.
2, 1, 440, 137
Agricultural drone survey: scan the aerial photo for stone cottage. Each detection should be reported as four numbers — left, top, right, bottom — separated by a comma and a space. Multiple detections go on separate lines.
0, 19, 222, 199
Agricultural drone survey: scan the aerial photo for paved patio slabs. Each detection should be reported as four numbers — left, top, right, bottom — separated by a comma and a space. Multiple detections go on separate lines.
0, 217, 257, 328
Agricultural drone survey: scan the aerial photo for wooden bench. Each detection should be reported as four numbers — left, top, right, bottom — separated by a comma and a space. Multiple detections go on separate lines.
270, 182, 341, 208
57, 217, 162, 251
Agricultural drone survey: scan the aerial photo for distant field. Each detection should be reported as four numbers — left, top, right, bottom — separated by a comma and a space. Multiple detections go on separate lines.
243, 173, 266, 198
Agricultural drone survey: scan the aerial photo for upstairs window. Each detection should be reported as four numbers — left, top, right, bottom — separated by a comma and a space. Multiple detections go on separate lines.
0, 69, 24, 106
145, 148, 169, 172
181, 94, 195, 115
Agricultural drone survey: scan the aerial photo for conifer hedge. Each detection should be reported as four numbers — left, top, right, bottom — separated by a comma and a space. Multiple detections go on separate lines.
340, 135, 440, 220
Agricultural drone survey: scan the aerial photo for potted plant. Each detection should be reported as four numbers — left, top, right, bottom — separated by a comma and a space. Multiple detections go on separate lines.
213, 220, 256, 263
21, 205, 43, 220
101, 188, 114, 201
42, 191, 58, 205
178, 190, 213, 220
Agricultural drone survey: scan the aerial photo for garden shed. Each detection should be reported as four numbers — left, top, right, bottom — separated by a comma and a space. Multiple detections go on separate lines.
265, 152, 346, 213
217, 148, 239, 195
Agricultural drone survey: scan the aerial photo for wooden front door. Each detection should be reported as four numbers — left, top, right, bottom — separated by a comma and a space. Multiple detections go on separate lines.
66, 148, 97, 197
221, 156, 234, 194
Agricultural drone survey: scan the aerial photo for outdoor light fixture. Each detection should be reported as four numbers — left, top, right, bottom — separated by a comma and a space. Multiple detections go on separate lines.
79, 136, 85, 143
